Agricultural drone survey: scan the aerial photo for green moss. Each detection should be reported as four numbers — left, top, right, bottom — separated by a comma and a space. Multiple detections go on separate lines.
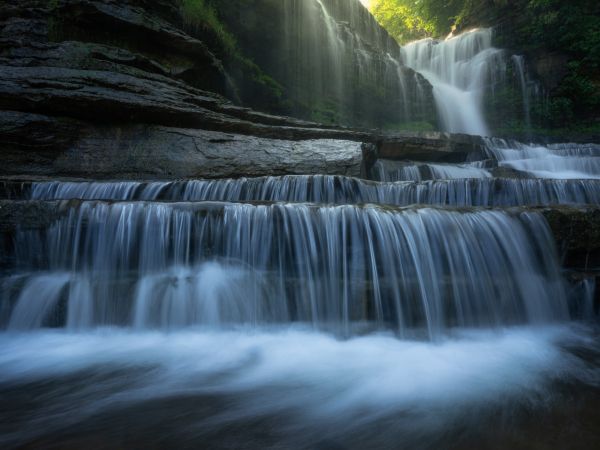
370, 0, 473, 43
47, 0, 63, 41
309, 100, 342, 125
179, 0, 237, 55
496, 122, 600, 138
238, 56, 283, 99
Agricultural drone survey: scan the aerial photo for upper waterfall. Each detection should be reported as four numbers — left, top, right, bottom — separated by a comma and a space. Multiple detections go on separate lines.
220, 0, 436, 127
401, 28, 534, 137
1, 0, 599, 448
401, 29, 502, 136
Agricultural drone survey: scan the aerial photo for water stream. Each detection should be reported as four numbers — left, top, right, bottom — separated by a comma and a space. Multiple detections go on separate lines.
1, 3, 599, 448
402, 28, 534, 135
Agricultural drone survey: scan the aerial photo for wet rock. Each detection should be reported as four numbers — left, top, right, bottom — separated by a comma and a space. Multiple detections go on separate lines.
0, 111, 365, 178
541, 207, 600, 271
0, 199, 64, 233
376, 132, 487, 163
56, 126, 365, 179
2, 110, 492, 179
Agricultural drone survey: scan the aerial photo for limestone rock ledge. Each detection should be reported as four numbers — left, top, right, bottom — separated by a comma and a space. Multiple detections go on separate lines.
0, 0, 473, 179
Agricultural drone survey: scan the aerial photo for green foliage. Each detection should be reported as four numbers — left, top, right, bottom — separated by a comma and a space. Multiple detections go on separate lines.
233, 54, 285, 99
310, 100, 342, 125
370, 0, 599, 132
370, 0, 471, 43
370, 0, 434, 43
523, 0, 600, 126
527, 0, 600, 68
179, 1, 286, 109
179, 0, 237, 55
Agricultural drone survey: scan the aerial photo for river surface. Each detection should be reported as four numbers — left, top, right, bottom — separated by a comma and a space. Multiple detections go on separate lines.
1, 324, 599, 449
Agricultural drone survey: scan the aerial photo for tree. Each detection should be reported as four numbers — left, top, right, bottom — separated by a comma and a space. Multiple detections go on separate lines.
370, 0, 468, 43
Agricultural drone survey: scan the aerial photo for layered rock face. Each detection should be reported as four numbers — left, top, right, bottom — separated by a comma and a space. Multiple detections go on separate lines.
217, 0, 436, 127
0, 0, 376, 177
0, 0, 438, 178
0, 0, 599, 304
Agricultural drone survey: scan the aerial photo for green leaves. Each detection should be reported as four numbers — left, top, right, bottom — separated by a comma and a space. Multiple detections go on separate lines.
180, 0, 237, 55
370, 0, 471, 43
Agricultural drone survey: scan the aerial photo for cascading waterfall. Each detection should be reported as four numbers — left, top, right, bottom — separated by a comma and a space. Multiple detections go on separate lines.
1, 177, 598, 448
6, 176, 598, 207
371, 161, 492, 181
1, 3, 599, 448
232, 4, 537, 132
401, 29, 501, 135
278, 0, 431, 124
3, 202, 568, 337
485, 138, 600, 179
402, 28, 536, 136
512, 55, 532, 130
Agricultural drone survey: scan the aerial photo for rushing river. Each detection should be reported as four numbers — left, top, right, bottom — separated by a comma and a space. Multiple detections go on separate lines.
1, 2, 599, 449
1, 325, 599, 449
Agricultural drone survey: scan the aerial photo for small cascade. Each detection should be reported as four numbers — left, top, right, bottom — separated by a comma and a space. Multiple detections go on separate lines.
7, 137, 600, 336
512, 55, 532, 130
3, 201, 568, 337
401, 28, 539, 136
17, 176, 600, 207
371, 161, 492, 182
486, 139, 600, 179
267, 0, 433, 125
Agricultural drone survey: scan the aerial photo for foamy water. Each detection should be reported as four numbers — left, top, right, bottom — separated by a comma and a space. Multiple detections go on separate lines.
0, 325, 598, 448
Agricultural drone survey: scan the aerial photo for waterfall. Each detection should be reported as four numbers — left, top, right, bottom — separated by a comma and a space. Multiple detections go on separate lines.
1, 3, 599, 446
401, 29, 501, 135
485, 139, 600, 179
271, 0, 432, 125
21, 176, 600, 207
2, 170, 597, 447
4, 201, 568, 337
401, 28, 539, 136
371, 161, 492, 181
512, 55, 532, 130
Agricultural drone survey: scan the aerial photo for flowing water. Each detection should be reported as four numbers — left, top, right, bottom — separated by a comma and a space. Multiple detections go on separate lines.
3, 202, 570, 334
1, 172, 599, 448
1, 7, 600, 449
275, 0, 431, 124
485, 138, 600, 179
402, 28, 534, 135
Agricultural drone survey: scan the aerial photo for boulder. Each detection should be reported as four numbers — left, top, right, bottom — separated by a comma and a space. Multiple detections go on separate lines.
376, 132, 487, 163
0, 111, 366, 179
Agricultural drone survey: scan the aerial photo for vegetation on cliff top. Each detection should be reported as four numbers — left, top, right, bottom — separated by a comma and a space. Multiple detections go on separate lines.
371, 0, 600, 134
179, 0, 237, 55
370, 0, 468, 43
179, 0, 285, 109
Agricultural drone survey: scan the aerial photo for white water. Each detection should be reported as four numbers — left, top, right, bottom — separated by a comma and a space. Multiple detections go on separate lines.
26, 176, 600, 207
402, 29, 505, 136
399, 27, 545, 137
4, 203, 569, 337
512, 55, 532, 130
279, 0, 429, 124
0, 325, 597, 448
372, 161, 492, 181
486, 139, 600, 179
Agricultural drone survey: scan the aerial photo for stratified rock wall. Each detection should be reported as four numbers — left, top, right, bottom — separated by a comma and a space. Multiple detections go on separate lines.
216, 0, 436, 127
